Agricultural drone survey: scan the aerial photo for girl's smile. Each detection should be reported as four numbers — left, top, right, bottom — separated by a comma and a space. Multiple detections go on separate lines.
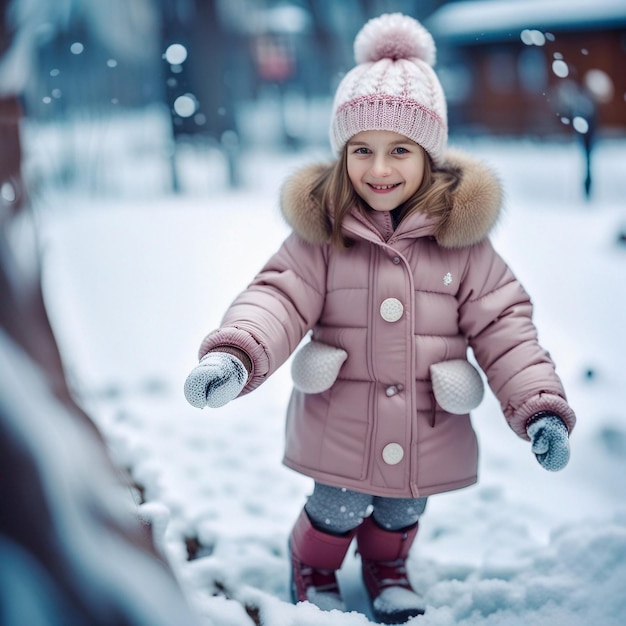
347, 130, 426, 212
368, 182, 401, 192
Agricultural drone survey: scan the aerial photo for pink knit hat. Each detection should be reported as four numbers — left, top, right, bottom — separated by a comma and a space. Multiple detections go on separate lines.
330, 13, 448, 165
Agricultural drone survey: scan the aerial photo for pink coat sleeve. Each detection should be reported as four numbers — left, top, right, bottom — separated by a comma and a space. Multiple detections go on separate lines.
456, 239, 576, 440
198, 234, 327, 394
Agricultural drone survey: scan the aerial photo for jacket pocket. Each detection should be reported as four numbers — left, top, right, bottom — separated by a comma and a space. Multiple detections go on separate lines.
429, 359, 485, 415
291, 340, 348, 394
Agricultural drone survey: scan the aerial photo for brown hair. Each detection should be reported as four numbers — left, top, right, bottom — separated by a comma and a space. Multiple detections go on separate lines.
311, 147, 461, 250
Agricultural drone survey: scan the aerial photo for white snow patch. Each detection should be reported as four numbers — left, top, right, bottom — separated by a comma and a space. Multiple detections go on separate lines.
31, 116, 626, 625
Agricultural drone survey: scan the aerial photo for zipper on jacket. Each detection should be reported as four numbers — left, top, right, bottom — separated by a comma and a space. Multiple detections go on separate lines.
429, 391, 437, 428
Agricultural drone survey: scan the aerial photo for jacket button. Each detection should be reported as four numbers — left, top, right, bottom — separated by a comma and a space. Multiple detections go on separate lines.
392, 256, 401, 265
385, 385, 398, 397
380, 298, 403, 322
382, 443, 404, 465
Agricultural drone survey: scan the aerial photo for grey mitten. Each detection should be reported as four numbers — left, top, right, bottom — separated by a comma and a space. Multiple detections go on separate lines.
526, 413, 570, 471
184, 352, 247, 408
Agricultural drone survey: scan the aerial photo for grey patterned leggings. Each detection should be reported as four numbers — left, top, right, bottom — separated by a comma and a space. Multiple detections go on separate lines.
304, 482, 428, 534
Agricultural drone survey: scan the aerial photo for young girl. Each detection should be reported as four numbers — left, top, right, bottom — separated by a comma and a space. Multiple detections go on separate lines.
184, 13, 576, 624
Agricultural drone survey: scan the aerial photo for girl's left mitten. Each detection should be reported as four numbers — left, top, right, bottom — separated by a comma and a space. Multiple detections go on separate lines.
527, 413, 570, 472
184, 352, 247, 409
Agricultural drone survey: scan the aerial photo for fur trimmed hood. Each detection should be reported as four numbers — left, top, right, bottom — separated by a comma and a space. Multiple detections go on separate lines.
280, 149, 503, 248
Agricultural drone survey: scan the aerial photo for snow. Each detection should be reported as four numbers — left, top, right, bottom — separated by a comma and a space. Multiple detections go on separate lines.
36, 122, 626, 625
427, 0, 626, 40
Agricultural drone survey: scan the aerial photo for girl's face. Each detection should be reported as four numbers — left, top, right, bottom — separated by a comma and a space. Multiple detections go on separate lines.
346, 130, 425, 212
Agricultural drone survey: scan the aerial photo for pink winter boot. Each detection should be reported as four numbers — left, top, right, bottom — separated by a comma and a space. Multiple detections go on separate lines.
356, 516, 425, 623
289, 509, 356, 612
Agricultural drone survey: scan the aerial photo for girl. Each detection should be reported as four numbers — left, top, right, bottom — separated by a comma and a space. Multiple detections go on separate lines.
184, 14, 576, 624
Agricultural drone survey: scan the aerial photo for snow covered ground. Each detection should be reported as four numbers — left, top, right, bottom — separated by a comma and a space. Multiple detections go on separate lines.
38, 124, 626, 625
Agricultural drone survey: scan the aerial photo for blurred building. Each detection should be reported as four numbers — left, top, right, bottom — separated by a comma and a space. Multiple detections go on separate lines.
427, 0, 626, 138
11, 0, 625, 196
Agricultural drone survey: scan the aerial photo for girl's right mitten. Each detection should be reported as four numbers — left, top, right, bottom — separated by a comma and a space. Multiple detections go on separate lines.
184, 352, 247, 409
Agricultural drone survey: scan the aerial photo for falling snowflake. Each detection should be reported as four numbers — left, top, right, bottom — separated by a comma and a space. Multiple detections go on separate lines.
443, 272, 452, 286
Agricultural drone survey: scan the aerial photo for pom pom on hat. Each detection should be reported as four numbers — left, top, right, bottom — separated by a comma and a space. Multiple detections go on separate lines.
354, 13, 436, 66
329, 13, 448, 164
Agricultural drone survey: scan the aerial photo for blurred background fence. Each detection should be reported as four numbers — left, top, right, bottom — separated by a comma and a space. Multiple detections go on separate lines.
1, 0, 625, 197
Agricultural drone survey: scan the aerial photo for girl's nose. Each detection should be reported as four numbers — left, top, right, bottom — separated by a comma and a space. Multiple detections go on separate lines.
370, 155, 391, 177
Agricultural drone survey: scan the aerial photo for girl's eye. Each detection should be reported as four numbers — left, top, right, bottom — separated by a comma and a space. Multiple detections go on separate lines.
354, 147, 370, 155
393, 147, 409, 154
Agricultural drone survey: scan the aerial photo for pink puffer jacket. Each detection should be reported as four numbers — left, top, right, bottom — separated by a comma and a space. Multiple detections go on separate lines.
199, 150, 576, 498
